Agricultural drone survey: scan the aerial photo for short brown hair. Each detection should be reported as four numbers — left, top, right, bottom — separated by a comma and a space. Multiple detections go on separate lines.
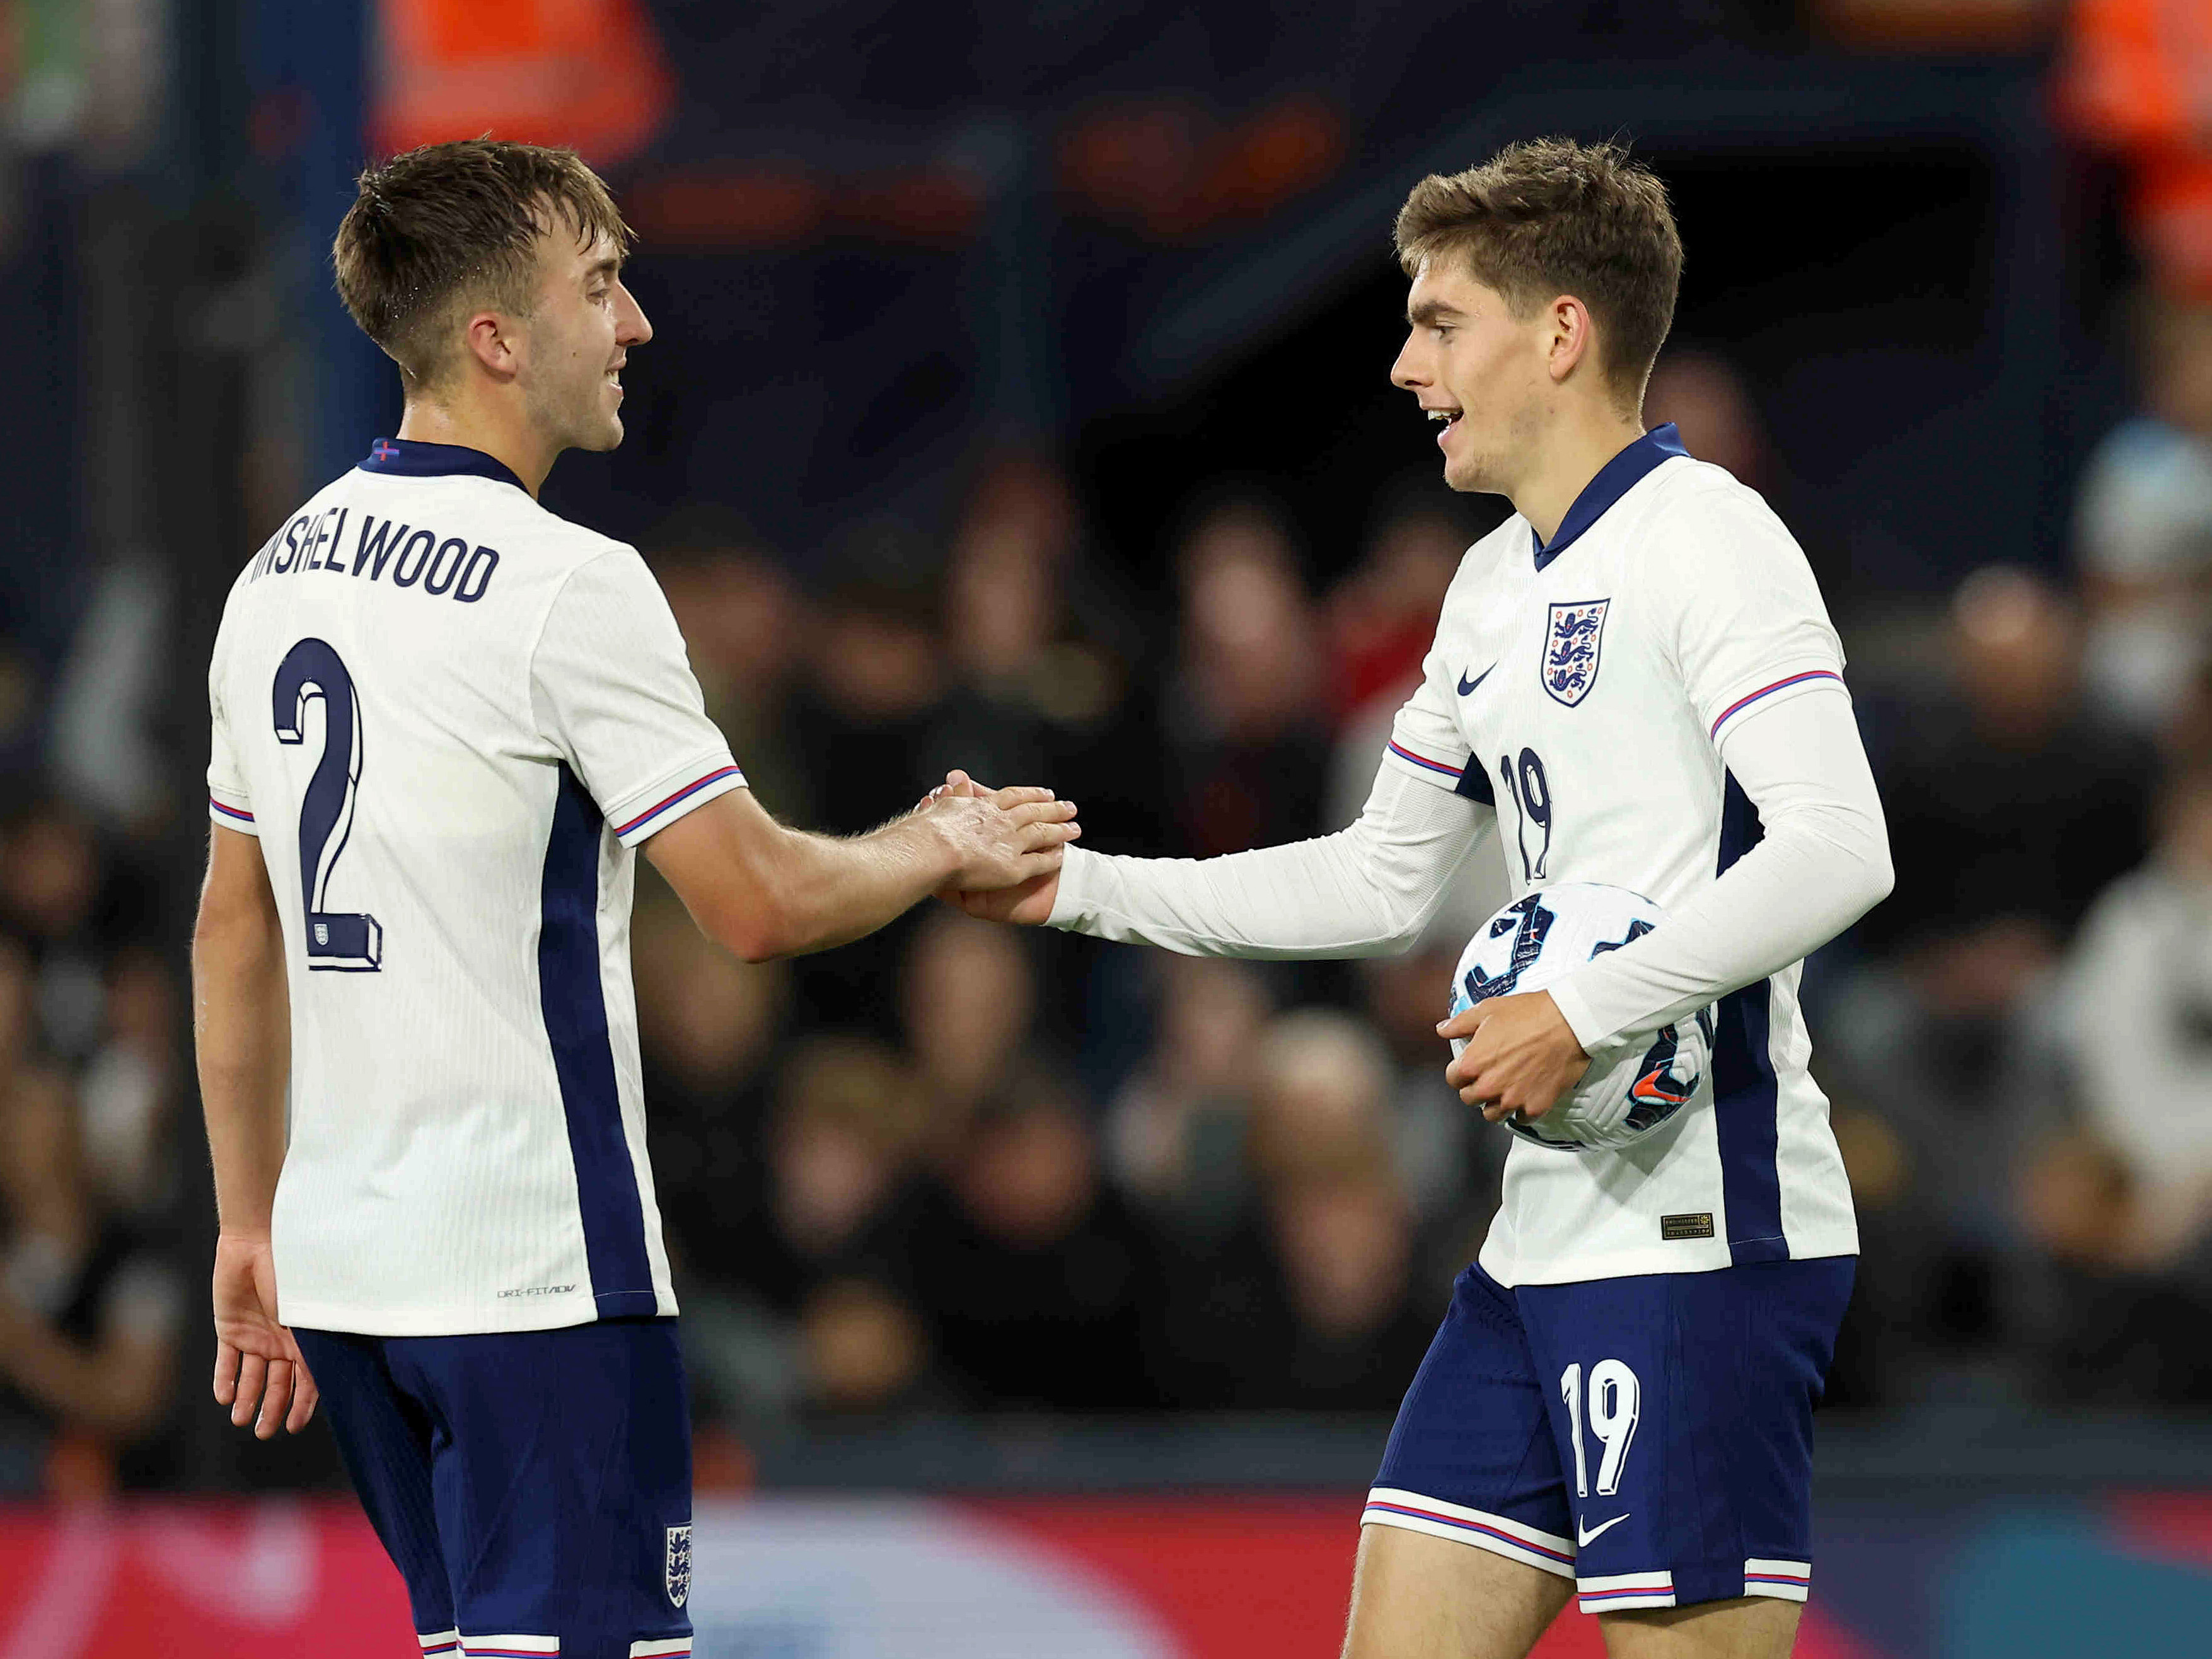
333, 139, 634, 390
1394, 137, 1682, 408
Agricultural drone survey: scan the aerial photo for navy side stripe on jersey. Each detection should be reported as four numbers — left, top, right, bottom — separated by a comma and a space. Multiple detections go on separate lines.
538, 764, 657, 1316
1711, 772, 1786, 1264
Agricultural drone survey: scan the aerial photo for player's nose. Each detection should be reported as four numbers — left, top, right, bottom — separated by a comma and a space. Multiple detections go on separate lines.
1389, 332, 1425, 390
616, 282, 653, 347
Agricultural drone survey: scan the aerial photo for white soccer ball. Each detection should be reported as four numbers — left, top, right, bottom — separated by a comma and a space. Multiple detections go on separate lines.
1446, 882, 1714, 1152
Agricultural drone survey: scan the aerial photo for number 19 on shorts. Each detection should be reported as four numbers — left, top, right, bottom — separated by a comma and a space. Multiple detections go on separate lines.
1560, 1360, 1641, 1498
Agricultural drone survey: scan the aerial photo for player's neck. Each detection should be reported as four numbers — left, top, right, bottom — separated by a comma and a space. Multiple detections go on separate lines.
1512, 405, 1650, 546
393, 396, 556, 498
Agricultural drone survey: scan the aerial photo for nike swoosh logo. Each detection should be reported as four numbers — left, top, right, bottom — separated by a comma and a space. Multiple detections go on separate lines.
1577, 1513, 1631, 1547
1456, 664, 1494, 697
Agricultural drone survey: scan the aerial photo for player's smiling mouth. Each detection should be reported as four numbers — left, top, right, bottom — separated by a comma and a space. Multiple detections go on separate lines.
1425, 405, 1462, 443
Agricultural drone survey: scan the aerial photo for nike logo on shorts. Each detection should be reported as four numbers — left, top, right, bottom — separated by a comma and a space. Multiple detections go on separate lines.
1578, 1513, 1631, 1547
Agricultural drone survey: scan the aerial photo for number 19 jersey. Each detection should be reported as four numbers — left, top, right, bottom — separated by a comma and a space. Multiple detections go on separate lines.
1381, 424, 1859, 1288
206, 438, 746, 1336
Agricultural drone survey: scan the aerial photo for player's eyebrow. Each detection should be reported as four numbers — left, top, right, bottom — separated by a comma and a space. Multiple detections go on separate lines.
584, 255, 622, 285
1407, 298, 1463, 327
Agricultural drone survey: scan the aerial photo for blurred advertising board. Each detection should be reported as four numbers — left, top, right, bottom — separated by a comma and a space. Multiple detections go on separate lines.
0, 1492, 2205, 1656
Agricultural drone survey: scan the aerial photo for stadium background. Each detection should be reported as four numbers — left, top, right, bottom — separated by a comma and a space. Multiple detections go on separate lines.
1, 0, 2211, 1653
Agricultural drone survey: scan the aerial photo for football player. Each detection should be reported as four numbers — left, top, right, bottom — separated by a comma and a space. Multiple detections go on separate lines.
945, 137, 1892, 1659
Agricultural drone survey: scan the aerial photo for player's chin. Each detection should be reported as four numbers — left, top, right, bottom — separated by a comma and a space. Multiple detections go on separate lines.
574, 412, 626, 453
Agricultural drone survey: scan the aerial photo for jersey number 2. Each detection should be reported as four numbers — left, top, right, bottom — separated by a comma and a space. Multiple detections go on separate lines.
272, 639, 383, 971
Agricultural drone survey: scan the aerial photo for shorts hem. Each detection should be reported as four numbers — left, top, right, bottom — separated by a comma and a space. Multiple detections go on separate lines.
1743, 1557, 1812, 1602
1577, 1569, 1677, 1612
1360, 1488, 1575, 1580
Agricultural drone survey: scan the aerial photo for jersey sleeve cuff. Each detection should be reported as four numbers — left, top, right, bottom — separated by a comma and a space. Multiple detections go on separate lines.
1544, 974, 1614, 1055
207, 792, 258, 835
1045, 844, 1099, 931
1703, 663, 1846, 746
605, 756, 746, 847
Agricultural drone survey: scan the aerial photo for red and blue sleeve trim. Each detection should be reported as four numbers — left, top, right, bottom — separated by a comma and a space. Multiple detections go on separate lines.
209, 797, 255, 824
1386, 740, 1466, 782
613, 765, 743, 838
1708, 669, 1843, 739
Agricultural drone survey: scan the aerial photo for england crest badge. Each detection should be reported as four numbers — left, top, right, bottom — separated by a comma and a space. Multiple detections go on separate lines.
665, 1523, 692, 1607
1542, 599, 1610, 707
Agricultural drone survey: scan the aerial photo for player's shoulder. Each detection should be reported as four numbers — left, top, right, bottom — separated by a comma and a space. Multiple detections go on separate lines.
1634, 458, 1814, 579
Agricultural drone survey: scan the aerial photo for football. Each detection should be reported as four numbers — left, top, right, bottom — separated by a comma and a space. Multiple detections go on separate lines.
1447, 882, 1716, 1152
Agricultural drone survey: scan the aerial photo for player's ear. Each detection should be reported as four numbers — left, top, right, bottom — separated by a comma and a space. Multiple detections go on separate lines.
462, 310, 519, 381
1546, 296, 1595, 385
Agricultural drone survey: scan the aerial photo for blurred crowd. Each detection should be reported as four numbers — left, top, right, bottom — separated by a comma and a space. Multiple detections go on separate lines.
1, 289, 2211, 1494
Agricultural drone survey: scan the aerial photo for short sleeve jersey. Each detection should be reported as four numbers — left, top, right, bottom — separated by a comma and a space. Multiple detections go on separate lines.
1381, 425, 1859, 1286
206, 439, 746, 1335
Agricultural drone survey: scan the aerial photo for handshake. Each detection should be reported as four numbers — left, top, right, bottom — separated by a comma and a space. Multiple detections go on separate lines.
913, 769, 1078, 927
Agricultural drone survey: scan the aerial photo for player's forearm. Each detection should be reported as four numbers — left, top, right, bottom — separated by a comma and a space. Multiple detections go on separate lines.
1047, 768, 1486, 958
753, 814, 959, 957
1546, 690, 1893, 1051
192, 910, 291, 1236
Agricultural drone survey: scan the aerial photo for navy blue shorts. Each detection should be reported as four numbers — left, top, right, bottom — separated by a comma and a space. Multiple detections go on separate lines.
1364, 1257, 1853, 1615
294, 1319, 694, 1659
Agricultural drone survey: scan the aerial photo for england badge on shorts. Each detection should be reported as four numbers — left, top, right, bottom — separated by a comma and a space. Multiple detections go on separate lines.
1543, 599, 1610, 707
665, 1524, 692, 1607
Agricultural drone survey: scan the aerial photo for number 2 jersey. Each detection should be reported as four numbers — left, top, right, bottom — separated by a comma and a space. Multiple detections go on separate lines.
205, 437, 746, 1336
1382, 423, 1859, 1286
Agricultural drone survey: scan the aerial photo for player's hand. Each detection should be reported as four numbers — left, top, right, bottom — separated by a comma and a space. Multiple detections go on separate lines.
915, 770, 1079, 893
927, 770, 1066, 924
1440, 991, 1589, 1124
211, 1232, 318, 1439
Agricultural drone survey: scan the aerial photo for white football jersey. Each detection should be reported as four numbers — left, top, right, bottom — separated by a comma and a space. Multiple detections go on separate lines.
206, 438, 746, 1335
1383, 425, 1859, 1286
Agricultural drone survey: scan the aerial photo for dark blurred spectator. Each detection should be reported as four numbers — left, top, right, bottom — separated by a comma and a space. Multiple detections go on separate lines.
680, 1035, 939, 1428
0, 797, 113, 1060
2073, 288, 2212, 732
898, 1075, 1167, 1411
1104, 954, 1273, 1233
648, 509, 816, 825
0, 937, 182, 1494
1162, 494, 1332, 855
900, 909, 1038, 1145
78, 949, 182, 1224
1833, 569, 2151, 1360
1863, 567, 2152, 983
1156, 1010, 1439, 1408
1258, 1167, 1440, 1409
1644, 345, 1847, 594
921, 451, 1167, 848
1323, 491, 1467, 727
929, 454, 1113, 768
637, 901, 787, 1271
1357, 922, 1500, 1240
791, 523, 948, 835
1646, 346, 1769, 487
1323, 491, 1483, 845
797, 1276, 935, 1417
2047, 766, 2212, 1269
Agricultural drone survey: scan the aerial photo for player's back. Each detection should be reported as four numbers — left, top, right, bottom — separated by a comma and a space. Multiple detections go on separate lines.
207, 439, 744, 1336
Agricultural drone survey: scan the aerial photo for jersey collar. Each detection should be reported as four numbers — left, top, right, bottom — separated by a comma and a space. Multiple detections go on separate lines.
358, 437, 527, 493
1531, 422, 1688, 570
